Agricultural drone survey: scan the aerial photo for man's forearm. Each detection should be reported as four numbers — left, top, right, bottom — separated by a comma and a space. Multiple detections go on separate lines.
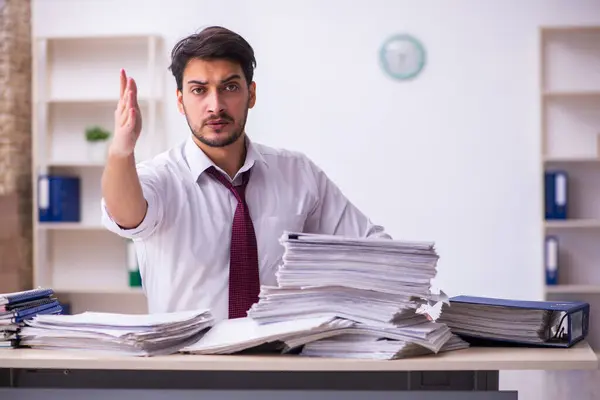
101, 152, 147, 229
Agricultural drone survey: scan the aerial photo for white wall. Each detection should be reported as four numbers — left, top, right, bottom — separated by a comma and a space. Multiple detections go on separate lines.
31, 1, 600, 399
32, 0, 600, 300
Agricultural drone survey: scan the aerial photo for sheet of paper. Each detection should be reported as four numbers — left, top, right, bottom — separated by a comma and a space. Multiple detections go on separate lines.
180, 315, 350, 354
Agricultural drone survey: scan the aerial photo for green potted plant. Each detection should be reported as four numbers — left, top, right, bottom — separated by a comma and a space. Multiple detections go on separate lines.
85, 126, 111, 162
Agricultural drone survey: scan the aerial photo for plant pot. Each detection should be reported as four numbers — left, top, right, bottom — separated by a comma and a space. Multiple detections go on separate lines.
87, 140, 109, 163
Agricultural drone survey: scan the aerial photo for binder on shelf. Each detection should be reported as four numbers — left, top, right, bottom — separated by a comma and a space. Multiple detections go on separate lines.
38, 175, 81, 222
439, 295, 589, 348
544, 170, 568, 220
127, 240, 142, 287
545, 236, 559, 285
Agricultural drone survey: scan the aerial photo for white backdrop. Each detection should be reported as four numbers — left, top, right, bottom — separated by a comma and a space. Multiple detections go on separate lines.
31, 1, 600, 398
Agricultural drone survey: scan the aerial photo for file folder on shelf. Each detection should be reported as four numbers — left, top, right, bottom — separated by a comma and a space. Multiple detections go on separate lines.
544, 170, 568, 220
545, 236, 559, 285
438, 296, 589, 348
38, 175, 81, 222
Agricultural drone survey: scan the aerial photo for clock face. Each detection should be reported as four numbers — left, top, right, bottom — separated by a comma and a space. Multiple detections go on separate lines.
379, 34, 426, 80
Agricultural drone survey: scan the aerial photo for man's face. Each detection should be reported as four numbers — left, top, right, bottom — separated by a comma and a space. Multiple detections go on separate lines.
177, 58, 256, 148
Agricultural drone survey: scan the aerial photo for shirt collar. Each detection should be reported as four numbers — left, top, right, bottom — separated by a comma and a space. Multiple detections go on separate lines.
184, 135, 268, 183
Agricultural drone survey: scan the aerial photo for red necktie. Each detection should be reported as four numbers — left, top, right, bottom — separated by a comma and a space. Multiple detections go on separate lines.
206, 166, 260, 319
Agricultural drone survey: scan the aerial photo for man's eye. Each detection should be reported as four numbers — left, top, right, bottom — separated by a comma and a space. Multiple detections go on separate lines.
191, 87, 205, 94
225, 84, 239, 91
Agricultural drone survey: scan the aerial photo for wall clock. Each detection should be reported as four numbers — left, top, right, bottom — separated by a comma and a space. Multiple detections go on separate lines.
379, 33, 426, 81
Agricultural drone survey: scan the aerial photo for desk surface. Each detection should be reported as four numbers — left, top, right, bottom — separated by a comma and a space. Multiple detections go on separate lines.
0, 342, 597, 372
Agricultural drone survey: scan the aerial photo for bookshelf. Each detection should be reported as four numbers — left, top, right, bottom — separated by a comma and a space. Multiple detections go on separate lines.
31, 34, 167, 314
540, 26, 600, 350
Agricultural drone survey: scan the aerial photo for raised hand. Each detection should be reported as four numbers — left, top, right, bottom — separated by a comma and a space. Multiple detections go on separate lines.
110, 69, 143, 157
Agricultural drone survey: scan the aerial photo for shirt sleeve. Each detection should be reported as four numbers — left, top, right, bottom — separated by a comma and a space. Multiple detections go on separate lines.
303, 157, 392, 239
100, 163, 165, 240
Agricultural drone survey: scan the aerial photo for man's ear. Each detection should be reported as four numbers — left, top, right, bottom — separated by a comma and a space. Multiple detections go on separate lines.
176, 89, 185, 114
248, 82, 256, 109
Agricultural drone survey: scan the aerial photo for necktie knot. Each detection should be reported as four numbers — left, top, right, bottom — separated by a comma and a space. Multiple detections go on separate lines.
206, 166, 250, 203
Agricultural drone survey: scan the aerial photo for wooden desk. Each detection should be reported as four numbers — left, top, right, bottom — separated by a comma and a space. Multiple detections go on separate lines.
0, 342, 597, 399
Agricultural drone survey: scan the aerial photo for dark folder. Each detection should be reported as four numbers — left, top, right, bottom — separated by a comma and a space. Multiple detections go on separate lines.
439, 296, 589, 348
0, 301, 62, 323
544, 170, 568, 220
4, 304, 63, 324
0, 288, 54, 306
1, 297, 58, 313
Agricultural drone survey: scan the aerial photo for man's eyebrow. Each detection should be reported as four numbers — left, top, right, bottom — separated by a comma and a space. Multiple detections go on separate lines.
221, 74, 241, 83
186, 74, 242, 86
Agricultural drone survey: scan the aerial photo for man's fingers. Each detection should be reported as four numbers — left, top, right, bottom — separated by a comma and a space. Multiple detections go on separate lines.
119, 69, 127, 99
118, 90, 131, 127
129, 78, 139, 108
115, 74, 140, 134
116, 90, 126, 115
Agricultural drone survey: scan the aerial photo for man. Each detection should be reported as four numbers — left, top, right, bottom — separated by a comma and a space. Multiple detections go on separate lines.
101, 26, 390, 321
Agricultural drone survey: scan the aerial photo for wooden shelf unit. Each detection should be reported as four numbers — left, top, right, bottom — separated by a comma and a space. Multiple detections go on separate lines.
540, 25, 600, 350
31, 34, 168, 314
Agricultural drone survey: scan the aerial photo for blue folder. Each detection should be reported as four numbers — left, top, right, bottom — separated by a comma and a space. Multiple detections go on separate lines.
38, 175, 81, 222
544, 170, 568, 219
545, 236, 559, 285
0, 288, 55, 306
0, 300, 62, 323
10, 304, 63, 324
446, 296, 589, 348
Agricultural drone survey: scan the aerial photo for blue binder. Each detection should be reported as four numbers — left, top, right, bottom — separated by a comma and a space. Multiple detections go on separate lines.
544, 170, 568, 219
38, 175, 81, 222
0, 300, 61, 322
9, 304, 63, 323
545, 236, 559, 285
0, 288, 55, 306
446, 296, 589, 348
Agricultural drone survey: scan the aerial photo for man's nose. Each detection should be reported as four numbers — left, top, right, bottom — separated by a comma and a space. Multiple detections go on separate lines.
207, 90, 225, 114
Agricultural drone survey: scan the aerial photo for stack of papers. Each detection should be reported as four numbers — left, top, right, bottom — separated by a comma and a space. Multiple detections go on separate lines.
1, 287, 63, 349
19, 309, 214, 356
180, 315, 353, 354
236, 231, 469, 359
249, 232, 440, 324
300, 333, 472, 360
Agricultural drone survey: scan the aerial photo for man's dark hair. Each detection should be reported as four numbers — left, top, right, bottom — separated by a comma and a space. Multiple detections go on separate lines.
169, 26, 256, 91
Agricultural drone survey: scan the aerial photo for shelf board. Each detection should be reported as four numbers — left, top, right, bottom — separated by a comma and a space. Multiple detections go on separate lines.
53, 287, 144, 295
38, 33, 161, 41
544, 156, 600, 164
43, 96, 160, 105
541, 26, 600, 34
37, 222, 105, 230
546, 285, 600, 294
545, 220, 600, 229
543, 90, 600, 99
46, 161, 105, 168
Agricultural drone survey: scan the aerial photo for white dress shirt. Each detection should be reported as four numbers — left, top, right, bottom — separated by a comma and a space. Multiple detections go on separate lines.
101, 135, 390, 321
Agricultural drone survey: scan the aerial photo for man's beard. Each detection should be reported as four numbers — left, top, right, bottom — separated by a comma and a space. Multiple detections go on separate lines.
183, 103, 249, 148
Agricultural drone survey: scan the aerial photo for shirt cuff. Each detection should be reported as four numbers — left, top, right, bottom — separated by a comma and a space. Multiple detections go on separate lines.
100, 190, 162, 240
